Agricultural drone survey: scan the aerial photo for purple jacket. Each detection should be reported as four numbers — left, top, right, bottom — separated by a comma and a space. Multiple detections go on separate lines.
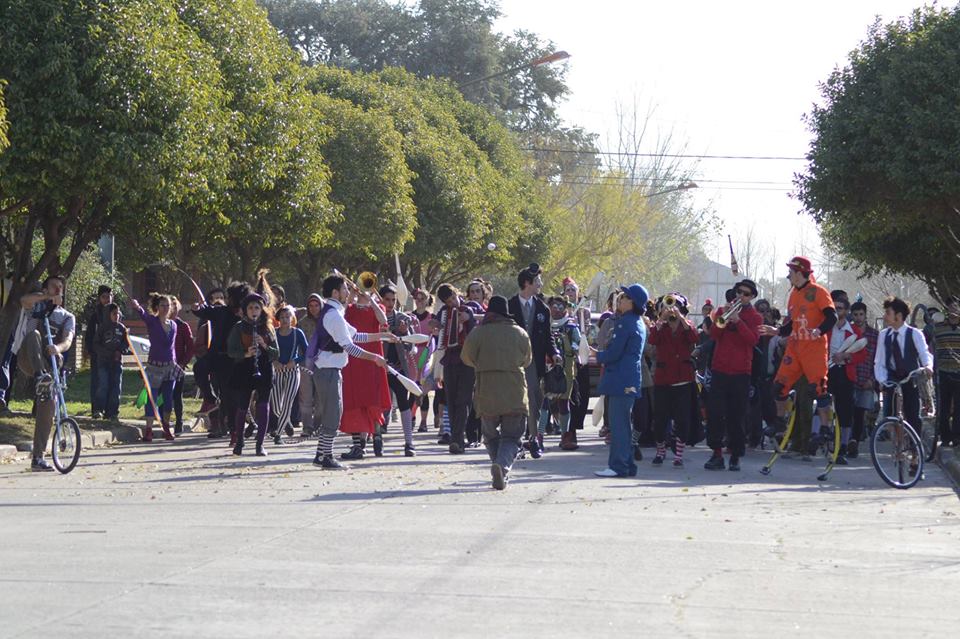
138, 307, 177, 364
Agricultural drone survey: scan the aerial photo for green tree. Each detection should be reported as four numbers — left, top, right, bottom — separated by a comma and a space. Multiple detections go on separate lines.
0, 0, 233, 352
259, 0, 570, 133
796, 6, 960, 300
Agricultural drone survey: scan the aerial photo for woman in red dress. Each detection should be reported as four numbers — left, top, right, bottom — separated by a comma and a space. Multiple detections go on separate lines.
339, 295, 392, 459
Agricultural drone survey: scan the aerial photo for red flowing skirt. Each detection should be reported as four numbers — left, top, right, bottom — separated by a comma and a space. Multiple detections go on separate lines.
340, 304, 391, 434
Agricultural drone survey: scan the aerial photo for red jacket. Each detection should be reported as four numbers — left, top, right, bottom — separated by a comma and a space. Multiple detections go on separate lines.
173, 318, 195, 367
649, 317, 698, 385
830, 321, 867, 382
709, 304, 761, 375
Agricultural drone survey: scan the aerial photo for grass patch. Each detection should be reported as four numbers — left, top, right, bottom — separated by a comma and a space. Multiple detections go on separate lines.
7, 369, 201, 421
0, 417, 34, 446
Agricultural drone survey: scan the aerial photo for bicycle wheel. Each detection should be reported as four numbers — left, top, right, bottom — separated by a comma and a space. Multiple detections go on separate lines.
870, 418, 923, 489
52, 417, 81, 474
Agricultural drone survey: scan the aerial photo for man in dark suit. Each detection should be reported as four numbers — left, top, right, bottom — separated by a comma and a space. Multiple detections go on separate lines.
508, 263, 560, 458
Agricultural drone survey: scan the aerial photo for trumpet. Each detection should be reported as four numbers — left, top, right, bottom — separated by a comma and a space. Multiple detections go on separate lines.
662, 293, 678, 310
714, 300, 743, 329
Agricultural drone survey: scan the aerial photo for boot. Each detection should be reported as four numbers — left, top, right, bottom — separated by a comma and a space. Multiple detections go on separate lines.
232, 442, 243, 456
142, 423, 153, 442
161, 421, 175, 441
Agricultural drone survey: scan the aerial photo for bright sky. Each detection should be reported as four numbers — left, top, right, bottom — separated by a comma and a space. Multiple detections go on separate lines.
496, 0, 928, 275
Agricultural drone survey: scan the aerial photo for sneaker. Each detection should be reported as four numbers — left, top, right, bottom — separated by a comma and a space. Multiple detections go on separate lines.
491, 463, 506, 490
593, 468, 619, 477
437, 432, 451, 445
373, 434, 383, 457
313, 454, 347, 470
467, 441, 482, 448
404, 444, 416, 457
728, 456, 741, 472
284, 425, 294, 437
92, 411, 104, 420
301, 427, 315, 439
255, 445, 267, 457
232, 443, 243, 456
340, 445, 364, 460
704, 454, 725, 471
273, 434, 283, 446
834, 453, 848, 466
529, 437, 542, 459
174, 422, 183, 435
846, 440, 859, 459
417, 422, 428, 433
673, 458, 684, 468
30, 457, 54, 472
652, 453, 665, 466
244, 423, 255, 439
207, 430, 225, 439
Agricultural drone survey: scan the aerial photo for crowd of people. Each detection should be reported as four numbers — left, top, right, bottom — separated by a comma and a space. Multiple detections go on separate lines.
4, 255, 956, 490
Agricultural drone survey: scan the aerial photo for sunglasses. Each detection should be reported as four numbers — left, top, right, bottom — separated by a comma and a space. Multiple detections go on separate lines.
737, 289, 753, 297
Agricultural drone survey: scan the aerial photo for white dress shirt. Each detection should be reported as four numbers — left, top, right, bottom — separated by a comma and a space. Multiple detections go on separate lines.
874, 324, 932, 385
314, 299, 360, 370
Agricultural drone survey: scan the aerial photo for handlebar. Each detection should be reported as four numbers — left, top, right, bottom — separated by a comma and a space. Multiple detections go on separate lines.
883, 366, 930, 389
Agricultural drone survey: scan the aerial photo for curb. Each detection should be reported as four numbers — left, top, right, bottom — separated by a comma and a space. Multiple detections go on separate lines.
0, 444, 18, 462
936, 446, 960, 488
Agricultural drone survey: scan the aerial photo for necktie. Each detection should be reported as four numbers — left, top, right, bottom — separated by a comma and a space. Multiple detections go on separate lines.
891, 330, 904, 374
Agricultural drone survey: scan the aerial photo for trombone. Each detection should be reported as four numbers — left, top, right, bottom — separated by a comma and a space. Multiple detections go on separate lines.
713, 300, 743, 329
333, 269, 381, 302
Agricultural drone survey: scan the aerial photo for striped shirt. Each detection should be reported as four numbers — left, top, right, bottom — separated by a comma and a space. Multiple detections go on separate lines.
933, 321, 960, 375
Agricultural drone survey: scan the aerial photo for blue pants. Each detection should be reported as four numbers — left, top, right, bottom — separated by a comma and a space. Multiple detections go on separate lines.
96, 361, 123, 418
608, 394, 638, 476
145, 379, 174, 420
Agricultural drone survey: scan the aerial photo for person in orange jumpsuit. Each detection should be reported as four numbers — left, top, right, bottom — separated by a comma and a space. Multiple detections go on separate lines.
760, 256, 838, 442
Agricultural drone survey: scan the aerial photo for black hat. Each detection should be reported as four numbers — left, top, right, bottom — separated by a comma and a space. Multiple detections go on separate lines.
97, 285, 113, 296
487, 295, 509, 317
736, 279, 758, 297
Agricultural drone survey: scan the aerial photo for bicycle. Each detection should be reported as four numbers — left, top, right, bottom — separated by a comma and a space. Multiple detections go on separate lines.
759, 389, 842, 481
38, 308, 81, 474
871, 367, 926, 489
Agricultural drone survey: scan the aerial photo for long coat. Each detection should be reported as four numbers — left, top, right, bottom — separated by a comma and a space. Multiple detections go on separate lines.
461, 315, 532, 418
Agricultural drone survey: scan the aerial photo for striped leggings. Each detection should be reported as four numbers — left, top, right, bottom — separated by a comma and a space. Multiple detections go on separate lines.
270, 366, 301, 432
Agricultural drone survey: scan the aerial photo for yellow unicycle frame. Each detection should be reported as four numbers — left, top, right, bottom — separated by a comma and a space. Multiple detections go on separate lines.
759, 390, 841, 482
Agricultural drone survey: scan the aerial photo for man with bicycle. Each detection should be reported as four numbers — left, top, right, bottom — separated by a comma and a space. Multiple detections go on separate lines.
15, 276, 75, 472
873, 297, 932, 435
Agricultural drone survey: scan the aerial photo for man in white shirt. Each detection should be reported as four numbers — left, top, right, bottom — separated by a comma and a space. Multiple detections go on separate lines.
305, 275, 396, 470
873, 297, 933, 434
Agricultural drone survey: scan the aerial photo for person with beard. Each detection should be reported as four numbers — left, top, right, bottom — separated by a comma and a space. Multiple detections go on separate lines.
648, 293, 697, 466
508, 263, 560, 459
226, 293, 278, 456
461, 296, 532, 490
192, 282, 252, 441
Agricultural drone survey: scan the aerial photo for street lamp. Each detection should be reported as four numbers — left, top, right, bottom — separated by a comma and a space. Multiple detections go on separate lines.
458, 50, 571, 90
643, 181, 698, 198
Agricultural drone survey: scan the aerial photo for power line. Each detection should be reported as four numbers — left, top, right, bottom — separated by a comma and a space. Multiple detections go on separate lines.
524, 147, 806, 161
553, 175, 793, 186
536, 178, 792, 192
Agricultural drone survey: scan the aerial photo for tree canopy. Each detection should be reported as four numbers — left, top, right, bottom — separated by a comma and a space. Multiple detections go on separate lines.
796, 6, 960, 300
259, 0, 570, 133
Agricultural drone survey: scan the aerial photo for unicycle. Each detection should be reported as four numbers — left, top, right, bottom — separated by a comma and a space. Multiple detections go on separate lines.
40, 310, 81, 473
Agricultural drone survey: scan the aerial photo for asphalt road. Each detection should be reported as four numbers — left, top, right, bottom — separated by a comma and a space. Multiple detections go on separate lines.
1, 427, 958, 638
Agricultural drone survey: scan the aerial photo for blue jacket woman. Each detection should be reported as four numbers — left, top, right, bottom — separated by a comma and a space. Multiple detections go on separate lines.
595, 284, 648, 477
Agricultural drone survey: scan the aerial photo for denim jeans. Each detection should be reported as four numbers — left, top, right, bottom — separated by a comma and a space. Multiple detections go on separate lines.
482, 414, 525, 472
96, 361, 123, 418
608, 394, 638, 476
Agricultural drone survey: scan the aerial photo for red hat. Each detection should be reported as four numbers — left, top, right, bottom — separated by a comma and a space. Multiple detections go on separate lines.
562, 276, 578, 289
786, 256, 813, 274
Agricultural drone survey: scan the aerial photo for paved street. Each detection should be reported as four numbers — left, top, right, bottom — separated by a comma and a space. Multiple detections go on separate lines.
1, 426, 958, 638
